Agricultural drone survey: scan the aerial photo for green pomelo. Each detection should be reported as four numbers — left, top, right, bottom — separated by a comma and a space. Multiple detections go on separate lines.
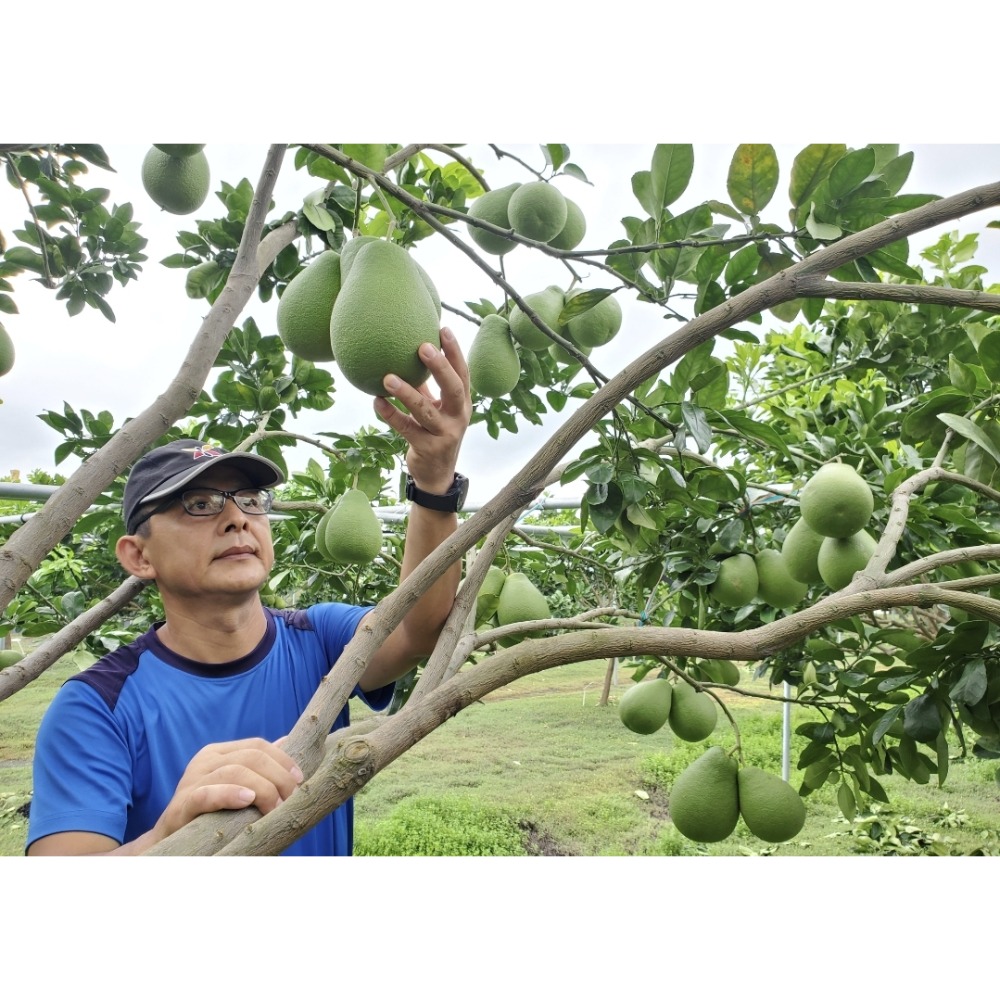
799, 463, 874, 538
313, 506, 336, 561
141, 147, 210, 215
466, 183, 522, 256
496, 571, 550, 640
619, 679, 673, 735
508, 286, 565, 352
564, 290, 623, 348
329, 240, 441, 396
0, 649, 24, 668
781, 517, 826, 584
669, 746, 740, 843
817, 529, 877, 590
276, 250, 341, 362
476, 565, 507, 627
508, 182, 568, 243
699, 659, 741, 686
339, 236, 380, 282
737, 766, 806, 843
548, 338, 592, 365
0, 322, 15, 377
668, 680, 718, 742
152, 144, 205, 157
468, 315, 520, 398
709, 553, 759, 608
547, 196, 586, 250
754, 548, 809, 609
324, 488, 383, 564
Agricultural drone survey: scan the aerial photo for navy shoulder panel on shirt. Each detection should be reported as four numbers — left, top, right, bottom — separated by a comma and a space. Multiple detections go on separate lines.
63, 638, 146, 714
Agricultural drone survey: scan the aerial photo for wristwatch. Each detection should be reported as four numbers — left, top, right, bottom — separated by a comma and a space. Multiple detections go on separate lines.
405, 472, 469, 513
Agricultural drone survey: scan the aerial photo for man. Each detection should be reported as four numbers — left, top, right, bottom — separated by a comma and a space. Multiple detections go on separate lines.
27, 329, 471, 856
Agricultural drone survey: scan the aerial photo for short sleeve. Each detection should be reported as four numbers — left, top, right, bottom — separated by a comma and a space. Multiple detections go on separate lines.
26, 680, 133, 850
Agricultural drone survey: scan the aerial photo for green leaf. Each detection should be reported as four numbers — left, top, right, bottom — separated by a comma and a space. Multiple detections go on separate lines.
938, 412, 1000, 465
727, 144, 779, 215
950, 659, 988, 705
827, 147, 876, 201
789, 144, 847, 210
978, 329, 1000, 382
903, 692, 942, 743
837, 781, 857, 821
302, 201, 337, 232
632, 144, 694, 218
723, 243, 759, 286
680, 401, 712, 453
805, 202, 842, 241
878, 151, 913, 196
872, 704, 903, 744
0, 293, 16, 314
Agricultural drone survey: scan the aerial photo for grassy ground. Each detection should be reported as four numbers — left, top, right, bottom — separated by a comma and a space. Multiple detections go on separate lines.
3, 654, 999, 856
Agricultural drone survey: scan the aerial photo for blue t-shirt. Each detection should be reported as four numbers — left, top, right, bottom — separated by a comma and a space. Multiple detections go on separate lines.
27, 604, 394, 856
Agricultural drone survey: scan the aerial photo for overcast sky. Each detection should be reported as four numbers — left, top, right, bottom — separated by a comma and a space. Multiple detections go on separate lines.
2, 143, 1000, 506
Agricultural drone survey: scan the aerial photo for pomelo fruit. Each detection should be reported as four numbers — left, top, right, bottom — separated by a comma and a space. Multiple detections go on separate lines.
737, 766, 806, 843
0, 649, 24, 668
152, 144, 205, 157
475, 564, 507, 627
618, 678, 673, 735
324, 489, 383, 564
668, 680, 718, 742
276, 250, 341, 362
799, 463, 874, 538
507, 182, 568, 243
466, 183, 522, 256
754, 548, 809, 609
0, 322, 15, 377
508, 286, 565, 352
313, 506, 336, 561
817, 529, 877, 590
141, 146, 211, 215
496, 572, 550, 641
564, 289, 623, 348
669, 746, 740, 843
709, 553, 758, 608
548, 197, 586, 250
468, 315, 520, 398
329, 239, 441, 396
781, 517, 826, 584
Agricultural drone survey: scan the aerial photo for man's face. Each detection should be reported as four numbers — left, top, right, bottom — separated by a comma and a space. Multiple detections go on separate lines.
131, 468, 275, 603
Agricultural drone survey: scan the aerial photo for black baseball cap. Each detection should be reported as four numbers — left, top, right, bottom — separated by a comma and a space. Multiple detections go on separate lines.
123, 438, 284, 534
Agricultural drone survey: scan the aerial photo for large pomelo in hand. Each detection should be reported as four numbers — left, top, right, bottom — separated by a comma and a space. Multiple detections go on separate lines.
618, 678, 673, 735
329, 240, 441, 396
817, 529, 877, 590
141, 146, 211, 215
737, 766, 806, 843
669, 746, 740, 843
799, 463, 874, 538
276, 250, 341, 362
0, 322, 15, 377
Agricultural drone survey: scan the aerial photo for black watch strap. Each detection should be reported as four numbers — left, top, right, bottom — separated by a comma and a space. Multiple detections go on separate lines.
405, 473, 468, 513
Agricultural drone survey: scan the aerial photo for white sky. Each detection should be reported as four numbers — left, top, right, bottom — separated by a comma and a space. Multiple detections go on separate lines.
3, 142, 1000, 506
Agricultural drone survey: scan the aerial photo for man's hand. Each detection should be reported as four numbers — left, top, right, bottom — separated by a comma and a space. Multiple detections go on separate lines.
27, 737, 303, 856
372, 326, 471, 493
151, 738, 303, 843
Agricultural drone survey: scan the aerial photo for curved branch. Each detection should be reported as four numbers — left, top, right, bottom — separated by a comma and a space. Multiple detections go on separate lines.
797, 276, 1000, 313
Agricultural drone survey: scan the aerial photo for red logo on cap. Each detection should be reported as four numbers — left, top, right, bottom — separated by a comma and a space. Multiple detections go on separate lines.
182, 446, 225, 461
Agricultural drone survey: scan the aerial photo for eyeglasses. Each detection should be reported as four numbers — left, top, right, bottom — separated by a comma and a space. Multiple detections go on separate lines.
131, 487, 274, 532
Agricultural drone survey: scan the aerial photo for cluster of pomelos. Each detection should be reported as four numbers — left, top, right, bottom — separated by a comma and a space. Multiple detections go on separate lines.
709, 463, 877, 610
466, 180, 586, 256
